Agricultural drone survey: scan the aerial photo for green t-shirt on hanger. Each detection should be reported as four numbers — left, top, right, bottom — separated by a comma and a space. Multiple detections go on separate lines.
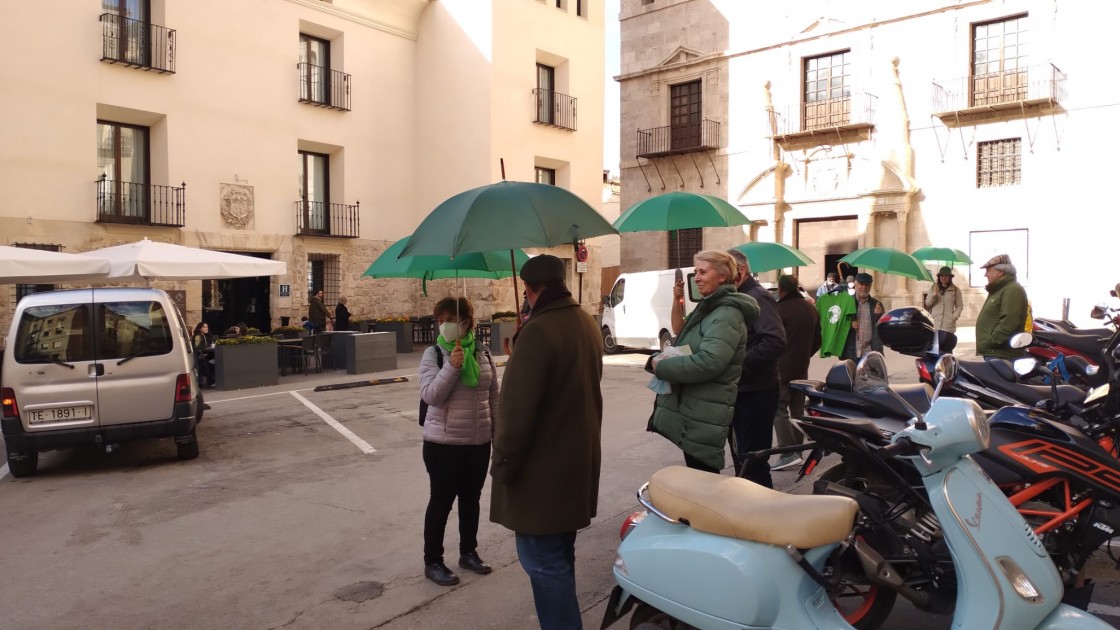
817, 291, 856, 358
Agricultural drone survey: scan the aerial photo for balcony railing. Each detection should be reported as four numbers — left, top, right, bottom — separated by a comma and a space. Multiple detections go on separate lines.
298, 63, 351, 111
932, 63, 1066, 114
99, 13, 175, 74
295, 200, 360, 238
636, 119, 721, 158
96, 177, 186, 227
769, 91, 878, 136
531, 89, 577, 131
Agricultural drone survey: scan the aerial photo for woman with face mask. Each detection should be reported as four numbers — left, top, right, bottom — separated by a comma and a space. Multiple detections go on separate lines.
417, 297, 499, 586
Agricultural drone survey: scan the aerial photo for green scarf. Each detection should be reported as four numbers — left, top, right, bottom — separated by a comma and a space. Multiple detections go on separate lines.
437, 330, 480, 387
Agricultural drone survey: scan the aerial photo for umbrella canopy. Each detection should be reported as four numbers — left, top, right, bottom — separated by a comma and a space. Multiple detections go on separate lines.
87, 238, 287, 280
0, 246, 112, 284
399, 180, 617, 258
613, 192, 751, 232
910, 246, 973, 266
364, 237, 530, 280
730, 241, 813, 274
840, 247, 934, 282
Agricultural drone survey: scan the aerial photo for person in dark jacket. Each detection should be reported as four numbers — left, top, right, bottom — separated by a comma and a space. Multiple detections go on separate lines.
771, 275, 822, 470
975, 254, 1030, 360
727, 249, 786, 487
308, 289, 331, 332
490, 255, 603, 630
334, 296, 351, 332
841, 273, 884, 361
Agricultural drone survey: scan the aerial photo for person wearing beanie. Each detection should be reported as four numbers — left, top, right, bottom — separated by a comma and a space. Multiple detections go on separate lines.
924, 266, 965, 333
975, 254, 1030, 360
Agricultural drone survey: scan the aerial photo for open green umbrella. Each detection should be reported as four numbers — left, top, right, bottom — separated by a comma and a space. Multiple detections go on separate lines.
910, 246, 973, 266
364, 237, 530, 296
613, 192, 751, 265
840, 247, 934, 282
398, 180, 617, 258
730, 241, 813, 274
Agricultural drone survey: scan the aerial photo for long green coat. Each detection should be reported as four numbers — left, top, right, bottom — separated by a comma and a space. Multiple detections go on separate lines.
975, 274, 1029, 359
650, 285, 759, 470
490, 295, 603, 535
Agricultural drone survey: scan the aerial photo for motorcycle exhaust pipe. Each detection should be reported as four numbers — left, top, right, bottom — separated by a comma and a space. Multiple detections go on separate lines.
854, 538, 931, 608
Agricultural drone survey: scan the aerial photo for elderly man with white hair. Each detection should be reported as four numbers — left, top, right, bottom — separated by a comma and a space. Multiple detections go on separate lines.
975, 254, 1030, 360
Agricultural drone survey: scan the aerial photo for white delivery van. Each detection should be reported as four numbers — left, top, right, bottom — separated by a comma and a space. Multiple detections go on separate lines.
1, 288, 203, 477
601, 268, 700, 353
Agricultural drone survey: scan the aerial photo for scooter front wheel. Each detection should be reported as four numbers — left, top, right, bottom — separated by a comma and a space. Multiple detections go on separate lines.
629, 603, 692, 629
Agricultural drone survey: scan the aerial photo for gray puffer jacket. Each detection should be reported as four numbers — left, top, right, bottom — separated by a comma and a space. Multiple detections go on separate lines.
419, 345, 499, 445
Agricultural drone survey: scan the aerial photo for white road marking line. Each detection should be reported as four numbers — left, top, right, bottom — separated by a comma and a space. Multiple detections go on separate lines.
1090, 603, 1120, 618
205, 373, 423, 405
0, 463, 8, 479
290, 391, 376, 454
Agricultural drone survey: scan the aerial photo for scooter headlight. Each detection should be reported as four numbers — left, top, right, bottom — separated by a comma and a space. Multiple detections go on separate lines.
996, 556, 1043, 603
964, 399, 990, 449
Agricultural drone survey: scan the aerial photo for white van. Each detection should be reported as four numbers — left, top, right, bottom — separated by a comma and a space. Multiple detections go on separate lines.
1, 288, 203, 477
601, 268, 700, 353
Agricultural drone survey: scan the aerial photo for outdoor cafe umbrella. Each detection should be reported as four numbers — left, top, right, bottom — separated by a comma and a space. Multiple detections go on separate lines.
363, 237, 530, 295
87, 238, 287, 281
910, 246, 973, 267
839, 247, 934, 282
0, 246, 111, 284
613, 192, 751, 266
730, 241, 813, 274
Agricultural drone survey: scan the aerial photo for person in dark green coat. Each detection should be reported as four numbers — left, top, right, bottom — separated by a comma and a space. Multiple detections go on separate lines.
650, 250, 760, 473
975, 253, 1029, 360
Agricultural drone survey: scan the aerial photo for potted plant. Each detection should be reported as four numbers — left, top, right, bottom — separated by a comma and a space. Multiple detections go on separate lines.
489, 311, 519, 356
271, 325, 305, 339
373, 315, 413, 353
213, 335, 279, 390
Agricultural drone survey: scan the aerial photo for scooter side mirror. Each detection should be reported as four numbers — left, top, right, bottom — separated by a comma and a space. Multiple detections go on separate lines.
854, 352, 890, 394
1091, 303, 1108, 320
934, 354, 959, 384
1013, 357, 1039, 377
1087, 364, 1101, 376
1009, 332, 1033, 349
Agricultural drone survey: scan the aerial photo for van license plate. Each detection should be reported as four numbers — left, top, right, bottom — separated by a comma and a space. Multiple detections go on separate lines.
28, 406, 93, 425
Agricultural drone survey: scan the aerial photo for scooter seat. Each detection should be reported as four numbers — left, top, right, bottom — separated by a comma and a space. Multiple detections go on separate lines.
648, 466, 859, 548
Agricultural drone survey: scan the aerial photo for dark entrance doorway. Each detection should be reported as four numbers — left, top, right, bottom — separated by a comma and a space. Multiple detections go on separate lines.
200, 252, 274, 334
824, 254, 858, 286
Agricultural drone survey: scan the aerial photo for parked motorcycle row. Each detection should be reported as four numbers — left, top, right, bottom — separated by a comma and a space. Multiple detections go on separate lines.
599, 291, 1120, 629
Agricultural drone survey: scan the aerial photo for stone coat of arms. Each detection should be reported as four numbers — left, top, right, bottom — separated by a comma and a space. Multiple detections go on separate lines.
220, 183, 255, 228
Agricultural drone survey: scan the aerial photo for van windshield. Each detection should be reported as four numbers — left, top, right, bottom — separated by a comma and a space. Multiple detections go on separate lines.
98, 301, 174, 360
13, 304, 94, 363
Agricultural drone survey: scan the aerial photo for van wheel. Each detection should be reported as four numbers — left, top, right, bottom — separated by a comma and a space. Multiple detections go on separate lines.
175, 429, 200, 460
659, 331, 673, 353
603, 327, 620, 355
6, 449, 38, 478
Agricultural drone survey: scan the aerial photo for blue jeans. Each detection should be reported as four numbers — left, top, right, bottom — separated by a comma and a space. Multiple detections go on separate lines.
515, 532, 581, 630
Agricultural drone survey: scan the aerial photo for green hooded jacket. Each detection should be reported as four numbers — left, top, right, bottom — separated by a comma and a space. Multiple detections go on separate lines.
650, 285, 760, 470
975, 274, 1029, 359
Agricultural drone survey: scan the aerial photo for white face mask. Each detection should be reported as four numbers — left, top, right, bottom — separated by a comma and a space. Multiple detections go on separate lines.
439, 321, 463, 341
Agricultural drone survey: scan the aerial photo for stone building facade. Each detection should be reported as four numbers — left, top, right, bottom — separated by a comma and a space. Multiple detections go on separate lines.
618, 0, 1120, 323
1, 0, 605, 334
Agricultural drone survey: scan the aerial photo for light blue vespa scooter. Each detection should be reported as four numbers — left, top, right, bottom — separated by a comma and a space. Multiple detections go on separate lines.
601, 353, 1113, 630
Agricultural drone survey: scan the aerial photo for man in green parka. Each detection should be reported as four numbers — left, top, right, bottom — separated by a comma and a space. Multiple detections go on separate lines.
975, 253, 1029, 360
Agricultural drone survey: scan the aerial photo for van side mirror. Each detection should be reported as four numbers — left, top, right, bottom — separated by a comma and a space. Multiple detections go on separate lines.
1009, 332, 1033, 349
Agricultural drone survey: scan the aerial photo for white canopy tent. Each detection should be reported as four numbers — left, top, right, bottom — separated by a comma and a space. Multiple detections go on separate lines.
86, 238, 287, 281
0, 245, 112, 284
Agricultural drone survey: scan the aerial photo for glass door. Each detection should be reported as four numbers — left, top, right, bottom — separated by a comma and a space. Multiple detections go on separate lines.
102, 0, 149, 66
298, 151, 329, 234
299, 35, 330, 104
97, 121, 149, 221
536, 64, 555, 124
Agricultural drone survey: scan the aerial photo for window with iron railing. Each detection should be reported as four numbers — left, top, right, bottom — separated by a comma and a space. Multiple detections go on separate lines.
298, 34, 350, 111
977, 138, 1022, 188
13, 243, 60, 301
668, 228, 703, 269
99, 0, 175, 74
308, 255, 340, 307
803, 50, 851, 131
972, 15, 1028, 107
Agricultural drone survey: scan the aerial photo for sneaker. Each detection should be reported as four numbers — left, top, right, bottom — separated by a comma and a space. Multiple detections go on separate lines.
458, 551, 493, 575
424, 562, 460, 586
771, 454, 803, 471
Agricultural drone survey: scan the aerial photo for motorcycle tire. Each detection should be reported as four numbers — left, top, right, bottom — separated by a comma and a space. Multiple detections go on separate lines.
629, 603, 685, 629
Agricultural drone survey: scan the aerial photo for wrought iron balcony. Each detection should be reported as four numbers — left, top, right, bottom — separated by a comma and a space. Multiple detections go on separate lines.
532, 89, 577, 131
99, 13, 175, 74
636, 119, 721, 159
298, 63, 351, 111
768, 91, 877, 150
932, 63, 1066, 123
295, 200, 360, 238
96, 177, 186, 227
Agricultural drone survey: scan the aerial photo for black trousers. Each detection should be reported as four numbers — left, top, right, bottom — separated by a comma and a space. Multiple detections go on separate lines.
422, 440, 491, 565
732, 388, 780, 488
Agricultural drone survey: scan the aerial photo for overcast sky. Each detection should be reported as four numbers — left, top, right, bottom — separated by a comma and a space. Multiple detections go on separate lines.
603, 0, 620, 176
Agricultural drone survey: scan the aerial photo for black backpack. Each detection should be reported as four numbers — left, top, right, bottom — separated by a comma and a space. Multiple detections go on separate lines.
418, 345, 494, 426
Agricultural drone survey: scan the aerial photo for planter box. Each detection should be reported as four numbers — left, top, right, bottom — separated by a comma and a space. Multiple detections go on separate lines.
346, 332, 397, 374
374, 321, 413, 353
328, 331, 356, 369
489, 321, 517, 355
214, 343, 279, 390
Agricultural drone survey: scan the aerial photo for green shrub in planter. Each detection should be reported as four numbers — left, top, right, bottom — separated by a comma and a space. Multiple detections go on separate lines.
271, 325, 305, 339
216, 335, 279, 346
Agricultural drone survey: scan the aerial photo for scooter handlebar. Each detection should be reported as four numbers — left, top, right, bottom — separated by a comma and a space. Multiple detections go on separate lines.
877, 436, 920, 460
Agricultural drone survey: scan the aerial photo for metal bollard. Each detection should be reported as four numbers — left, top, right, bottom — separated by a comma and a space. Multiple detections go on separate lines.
1062, 298, 1070, 321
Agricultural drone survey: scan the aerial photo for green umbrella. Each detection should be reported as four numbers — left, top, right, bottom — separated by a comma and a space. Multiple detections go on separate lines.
398, 180, 617, 258
730, 241, 813, 274
910, 246, 973, 266
364, 237, 530, 296
613, 192, 751, 265
840, 247, 934, 282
